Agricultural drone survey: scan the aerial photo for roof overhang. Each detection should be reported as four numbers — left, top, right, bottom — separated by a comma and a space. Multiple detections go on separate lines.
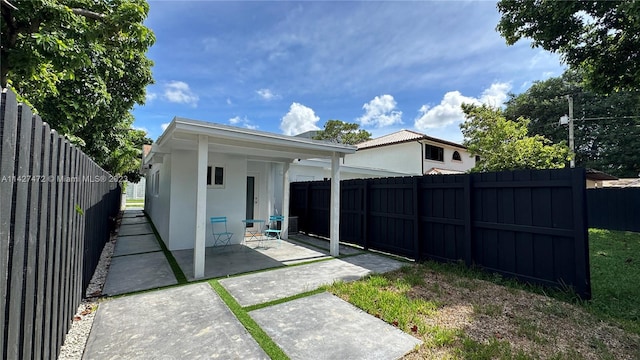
143, 117, 356, 167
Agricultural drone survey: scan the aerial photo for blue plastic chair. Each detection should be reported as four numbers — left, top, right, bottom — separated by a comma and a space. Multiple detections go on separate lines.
264, 215, 285, 246
210, 216, 233, 247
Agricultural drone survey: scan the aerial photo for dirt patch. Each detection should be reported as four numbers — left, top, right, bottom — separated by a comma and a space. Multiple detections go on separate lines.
396, 270, 640, 359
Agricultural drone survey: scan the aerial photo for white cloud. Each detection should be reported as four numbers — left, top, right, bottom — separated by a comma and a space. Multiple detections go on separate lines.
145, 92, 157, 102
229, 116, 258, 130
280, 102, 320, 136
256, 88, 279, 100
163, 81, 199, 107
414, 82, 511, 131
161, 123, 170, 131
226, 97, 233, 105
357, 95, 403, 128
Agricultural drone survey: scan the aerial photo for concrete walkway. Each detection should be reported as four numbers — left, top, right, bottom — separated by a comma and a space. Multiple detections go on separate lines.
85, 210, 422, 359
102, 210, 177, 296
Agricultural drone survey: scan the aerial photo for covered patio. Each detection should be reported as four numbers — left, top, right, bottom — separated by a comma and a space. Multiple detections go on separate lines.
142, 118, 357, 279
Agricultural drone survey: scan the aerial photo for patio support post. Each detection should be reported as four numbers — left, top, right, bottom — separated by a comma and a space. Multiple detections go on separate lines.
281, 161, 290, 240
330, 152, 341, 256
194, 134, 208, 279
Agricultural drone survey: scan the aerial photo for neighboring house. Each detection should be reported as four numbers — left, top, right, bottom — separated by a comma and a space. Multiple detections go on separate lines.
285, 129, 474, 182
142, 117, 355, 278
585, 169, 618, 188
344, 130, 475, 175
601, 178, 640, 188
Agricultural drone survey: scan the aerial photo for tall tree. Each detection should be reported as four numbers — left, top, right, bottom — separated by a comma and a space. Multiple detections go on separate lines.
504, 70, 640, 177
460, 104, 571, 172
497, 0, 640, 93
1, 0, 154, 177
313, 120, 372, 145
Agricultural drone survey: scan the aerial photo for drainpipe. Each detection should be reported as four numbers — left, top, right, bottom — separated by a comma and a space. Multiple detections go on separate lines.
419, 141, 424, 175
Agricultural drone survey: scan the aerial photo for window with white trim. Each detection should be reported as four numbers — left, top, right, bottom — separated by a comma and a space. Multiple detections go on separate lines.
425, 144, 444, 162
207, 165, 225, 188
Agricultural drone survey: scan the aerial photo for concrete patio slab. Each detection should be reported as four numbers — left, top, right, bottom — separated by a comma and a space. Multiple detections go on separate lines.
117, 222, 154, 236
250, 292, 421, 360
120, 215, 149, 225
172, 239, 333, 280
113, 234, 161, 257
84, 283, 268, 360
219, 253, 406, 307
289, 234, 364, 256
102, 251, 177, 296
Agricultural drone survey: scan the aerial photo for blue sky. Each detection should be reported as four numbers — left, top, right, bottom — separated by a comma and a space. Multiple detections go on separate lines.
133, 1, 565, 143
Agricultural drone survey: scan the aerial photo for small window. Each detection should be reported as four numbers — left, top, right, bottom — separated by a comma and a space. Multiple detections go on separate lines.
207, 166, 225, 187
452, 151, 462, 161
475, 155, 481, 162
425, 144, 444, 162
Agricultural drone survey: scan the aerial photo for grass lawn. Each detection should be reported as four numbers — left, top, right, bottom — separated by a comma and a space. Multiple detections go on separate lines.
325, 229, 640, 359
125, 199, 144, 207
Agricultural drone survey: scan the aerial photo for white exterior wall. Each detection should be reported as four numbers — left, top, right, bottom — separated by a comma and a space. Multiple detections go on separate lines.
166, 150, 248, 250
144, 157, 171, 243
344, 141, 423, 175
206, 152, 247, 247
422, 142, 475, 173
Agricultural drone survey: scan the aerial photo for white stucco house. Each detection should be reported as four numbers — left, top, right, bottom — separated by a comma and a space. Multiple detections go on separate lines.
287, 129, 475, 182
142, 118, 356, 278
345, 129, 475, 175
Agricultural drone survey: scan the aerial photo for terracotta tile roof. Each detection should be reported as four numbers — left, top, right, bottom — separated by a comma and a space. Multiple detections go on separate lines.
356, 129, 465, 150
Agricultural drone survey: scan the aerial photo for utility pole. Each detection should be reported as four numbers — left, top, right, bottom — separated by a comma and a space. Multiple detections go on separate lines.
567, 95, 575, 168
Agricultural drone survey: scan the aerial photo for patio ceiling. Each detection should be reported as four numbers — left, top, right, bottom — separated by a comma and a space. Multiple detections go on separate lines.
145, 117, 356, 164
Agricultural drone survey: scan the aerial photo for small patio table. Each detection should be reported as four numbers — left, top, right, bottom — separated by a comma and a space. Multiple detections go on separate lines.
242, 219, 265, 245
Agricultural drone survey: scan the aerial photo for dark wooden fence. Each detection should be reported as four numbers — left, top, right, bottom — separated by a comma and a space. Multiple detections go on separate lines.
1, 89, 121, 359
587, 188, 640, 232
290, 168, 591, 299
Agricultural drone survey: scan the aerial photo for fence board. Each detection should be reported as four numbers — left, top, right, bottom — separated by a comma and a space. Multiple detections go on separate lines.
33, 117, 50, 359
0, 89, 18, 359
0, 89, 121, 359
22, 104, 39, 360
587, 188, 640, 232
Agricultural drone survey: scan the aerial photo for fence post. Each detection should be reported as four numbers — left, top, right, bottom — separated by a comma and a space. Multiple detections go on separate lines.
362, 179, 368, 250
464, 174, 473, 267
412, 176, 420, 261
571, 168, 591, 298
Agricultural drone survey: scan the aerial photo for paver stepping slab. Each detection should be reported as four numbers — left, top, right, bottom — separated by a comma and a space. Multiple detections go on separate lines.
250, 292, 421, 360
102, 251, 176, 295
113, 234, 161, 257
117, 222, 154, 236
120, 215, 149, 225
219, 253, 404, 306
121, 210, 144, 218
84, 283, 268, 359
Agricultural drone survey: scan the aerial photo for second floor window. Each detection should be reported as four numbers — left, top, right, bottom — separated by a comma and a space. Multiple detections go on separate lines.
425, 144, 444, 162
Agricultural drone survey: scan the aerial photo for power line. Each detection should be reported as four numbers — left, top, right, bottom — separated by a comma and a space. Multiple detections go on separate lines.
575, 115, 640, 121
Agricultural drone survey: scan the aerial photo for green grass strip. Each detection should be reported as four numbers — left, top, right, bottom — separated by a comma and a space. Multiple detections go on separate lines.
244, 288, 326, 312
209, 281, 290, 360
144, 212, 188, 284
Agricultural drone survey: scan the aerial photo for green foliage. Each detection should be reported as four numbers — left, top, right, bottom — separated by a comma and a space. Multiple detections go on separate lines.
496, 0, 640, 93
504, 70, 640, 178
313, 119, 372, 145
460, 104, 571, 172
1, 0, 155, 178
